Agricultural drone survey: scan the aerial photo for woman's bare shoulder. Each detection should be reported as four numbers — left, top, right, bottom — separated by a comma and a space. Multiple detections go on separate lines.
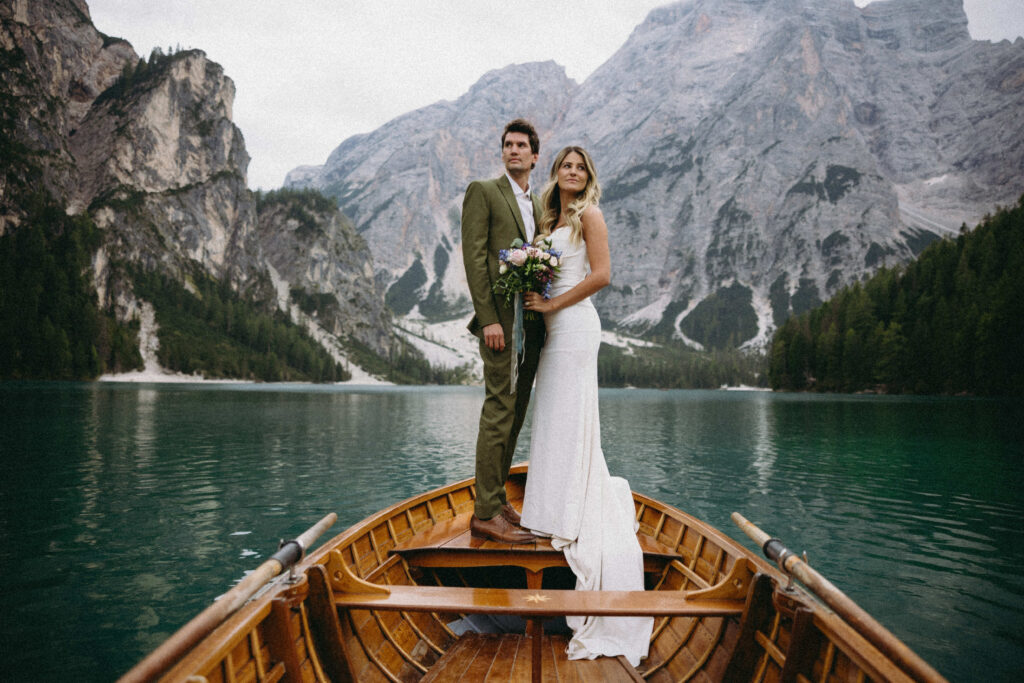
581, 204, 607, 233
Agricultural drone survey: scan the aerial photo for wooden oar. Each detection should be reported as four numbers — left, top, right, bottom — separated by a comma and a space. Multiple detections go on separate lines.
118, 513, 338, 683
731, 512, 948, 683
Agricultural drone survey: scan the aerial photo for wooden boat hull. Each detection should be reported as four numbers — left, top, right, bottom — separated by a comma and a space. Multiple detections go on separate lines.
129, 464, 947, 683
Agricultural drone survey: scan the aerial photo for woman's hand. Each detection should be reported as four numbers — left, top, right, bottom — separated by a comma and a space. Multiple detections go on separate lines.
523, 291, 554, 314
522, 206, 610, 317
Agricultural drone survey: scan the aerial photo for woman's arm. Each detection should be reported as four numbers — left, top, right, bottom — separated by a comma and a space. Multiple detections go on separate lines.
524, 205, 610, 314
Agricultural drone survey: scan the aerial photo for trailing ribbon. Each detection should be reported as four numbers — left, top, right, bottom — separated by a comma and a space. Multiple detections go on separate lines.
510, 292, 524, 394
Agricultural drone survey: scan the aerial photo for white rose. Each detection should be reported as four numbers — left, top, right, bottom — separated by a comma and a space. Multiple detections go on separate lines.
499, 263, 508, 274
549, 256, 559, 267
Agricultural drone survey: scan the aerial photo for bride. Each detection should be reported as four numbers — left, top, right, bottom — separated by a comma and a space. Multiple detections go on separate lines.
520, 146, 653, 667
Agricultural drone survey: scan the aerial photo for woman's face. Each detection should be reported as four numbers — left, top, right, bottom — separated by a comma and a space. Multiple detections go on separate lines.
556, 151, 588, 195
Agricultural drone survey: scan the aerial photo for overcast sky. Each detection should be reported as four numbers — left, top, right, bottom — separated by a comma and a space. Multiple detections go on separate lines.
86, 0, 1024, 191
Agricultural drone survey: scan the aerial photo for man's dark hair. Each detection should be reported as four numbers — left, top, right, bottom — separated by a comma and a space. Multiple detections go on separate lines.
501, 118, 540, 156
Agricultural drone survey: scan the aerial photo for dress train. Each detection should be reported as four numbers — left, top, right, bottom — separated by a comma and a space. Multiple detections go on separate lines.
519, 227, 652, 666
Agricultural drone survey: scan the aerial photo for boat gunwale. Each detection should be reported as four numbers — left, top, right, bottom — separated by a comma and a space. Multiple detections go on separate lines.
148, 464, 945, 682
300, 464, 773, 582
156, 592, 276, 681
302, 472, 479, 569
808, 605, 920, 683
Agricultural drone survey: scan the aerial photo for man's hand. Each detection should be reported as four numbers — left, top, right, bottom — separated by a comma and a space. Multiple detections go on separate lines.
482, 323, 505, 351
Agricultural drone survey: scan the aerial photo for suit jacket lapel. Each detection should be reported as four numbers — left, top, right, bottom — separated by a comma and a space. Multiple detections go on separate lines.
497, 175, 526, 241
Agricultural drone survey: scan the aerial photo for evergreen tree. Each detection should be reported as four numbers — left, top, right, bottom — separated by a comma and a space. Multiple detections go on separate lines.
0, 193, 142, 379
769, 196, 1024, 396
129, 266, 350, 383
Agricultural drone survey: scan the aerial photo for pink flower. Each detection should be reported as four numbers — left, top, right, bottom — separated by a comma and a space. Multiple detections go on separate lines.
508, 249, 528, 266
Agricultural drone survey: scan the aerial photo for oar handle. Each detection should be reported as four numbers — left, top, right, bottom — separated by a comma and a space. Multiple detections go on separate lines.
295, 512, 338, 550
730, 512, 948, 683
118, 513, 338, 683
731, 512, 772, 548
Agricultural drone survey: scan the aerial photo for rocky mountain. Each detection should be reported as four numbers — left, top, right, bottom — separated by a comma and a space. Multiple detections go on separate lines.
1, 0, 393, 377
290, 61, 578, 321
255, 189, 390, 351
288, 0, 1024, 350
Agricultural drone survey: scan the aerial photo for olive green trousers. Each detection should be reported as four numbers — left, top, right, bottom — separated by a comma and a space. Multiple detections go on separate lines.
473, 319, 545, 520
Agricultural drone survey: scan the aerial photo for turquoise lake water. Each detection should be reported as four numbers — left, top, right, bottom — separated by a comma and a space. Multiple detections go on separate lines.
0, 382, 1021, 681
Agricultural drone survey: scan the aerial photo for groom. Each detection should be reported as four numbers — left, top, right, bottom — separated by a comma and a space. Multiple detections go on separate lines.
461, 118, 545, 544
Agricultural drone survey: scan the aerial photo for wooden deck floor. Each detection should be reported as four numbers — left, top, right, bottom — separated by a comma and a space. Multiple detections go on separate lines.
391, 511, 681, 586
420, 632, 644, 682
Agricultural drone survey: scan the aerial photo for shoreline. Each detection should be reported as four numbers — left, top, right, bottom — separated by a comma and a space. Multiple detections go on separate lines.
94, 371, 770, 392
97, 369, 246, 384
96, 367, 393, 386
95, 301, 394, 387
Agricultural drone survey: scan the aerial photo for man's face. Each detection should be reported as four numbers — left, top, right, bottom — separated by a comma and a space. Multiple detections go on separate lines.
502, 132, 538, 176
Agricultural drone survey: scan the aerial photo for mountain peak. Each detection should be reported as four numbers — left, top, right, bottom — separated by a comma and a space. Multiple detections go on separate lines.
859, 0, 970, 51
462, 60, 577, 109
288, 0, 1021, 349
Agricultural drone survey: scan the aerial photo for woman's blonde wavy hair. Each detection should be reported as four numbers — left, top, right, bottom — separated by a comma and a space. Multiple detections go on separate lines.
536, 146, 601, 245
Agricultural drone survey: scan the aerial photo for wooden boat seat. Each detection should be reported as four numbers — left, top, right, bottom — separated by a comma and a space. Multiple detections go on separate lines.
325, 546, 748, 683
332, 583, 745, 618
329, 573, 743, 683
390, 511, 681, 588
420, 632, 644, 682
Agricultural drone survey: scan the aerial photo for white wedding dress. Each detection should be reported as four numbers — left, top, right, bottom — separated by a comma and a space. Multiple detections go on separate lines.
520, 226, 653, 667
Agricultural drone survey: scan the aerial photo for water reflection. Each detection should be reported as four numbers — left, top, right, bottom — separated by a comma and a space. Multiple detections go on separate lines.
748, 394, 776, 494
0, 383, 1021, 681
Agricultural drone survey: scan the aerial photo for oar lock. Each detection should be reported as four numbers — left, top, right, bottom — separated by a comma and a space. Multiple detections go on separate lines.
762, 537, 809, 591
271, 537, 307, 583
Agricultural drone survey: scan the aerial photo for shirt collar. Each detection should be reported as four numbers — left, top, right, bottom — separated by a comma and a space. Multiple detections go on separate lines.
505, 171, 531, 198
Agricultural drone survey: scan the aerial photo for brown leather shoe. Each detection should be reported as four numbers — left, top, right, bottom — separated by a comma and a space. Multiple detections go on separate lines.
501, 503, 522, 525
471, 514, 535, 544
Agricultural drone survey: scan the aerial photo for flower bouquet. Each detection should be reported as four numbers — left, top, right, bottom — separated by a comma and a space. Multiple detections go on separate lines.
491, 237, 561, 392
492, 237, 561, 319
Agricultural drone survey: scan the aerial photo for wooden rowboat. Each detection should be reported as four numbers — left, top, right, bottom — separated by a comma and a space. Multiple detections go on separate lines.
120, 464, 948, 682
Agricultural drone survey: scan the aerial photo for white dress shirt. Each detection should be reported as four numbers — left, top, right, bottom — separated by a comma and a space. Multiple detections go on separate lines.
505, 171, 536, 243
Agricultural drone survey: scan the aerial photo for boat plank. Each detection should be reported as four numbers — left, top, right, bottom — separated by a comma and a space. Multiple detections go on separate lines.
569, 654, 645, 683
491, 632, 529, 683
391, 512, 680, 577
461, 631, 505, 681
541, 634, 561, 683
334, 585, 744, 619
419, 633, 485, 682
394, 512, 678, 557
419, 633, 642, 683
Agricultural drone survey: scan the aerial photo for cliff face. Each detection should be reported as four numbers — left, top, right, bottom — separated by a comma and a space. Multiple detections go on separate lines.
288, 0, 1024, 349
256, 193, 393, 352
1, 0, 134, 226
1, 0, 395, 370
291, 61, 578, 319
71, 49, 262, 291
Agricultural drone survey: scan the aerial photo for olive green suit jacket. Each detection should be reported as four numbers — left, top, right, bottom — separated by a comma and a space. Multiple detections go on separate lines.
461, 175, 543, 338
